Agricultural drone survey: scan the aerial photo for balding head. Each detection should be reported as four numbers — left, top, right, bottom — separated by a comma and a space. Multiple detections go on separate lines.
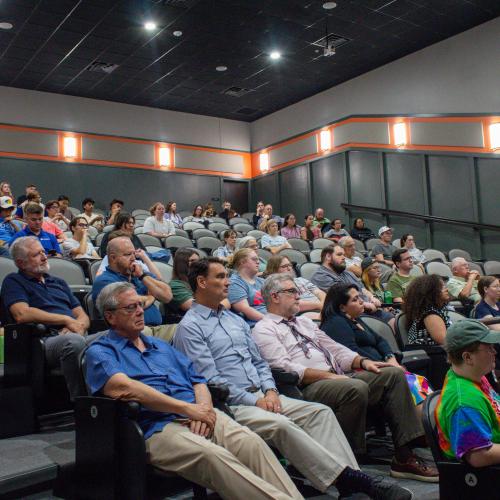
339, 236, 356, 257
107, 237, 136, 274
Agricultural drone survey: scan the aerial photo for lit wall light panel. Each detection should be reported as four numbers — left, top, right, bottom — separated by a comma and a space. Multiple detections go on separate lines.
319, 129, 332, 151
63, 136, 77, 158
260, 152, 269, 172
158, 146, 171, 167
490, 123, 500, 150
393, 122, 407, 146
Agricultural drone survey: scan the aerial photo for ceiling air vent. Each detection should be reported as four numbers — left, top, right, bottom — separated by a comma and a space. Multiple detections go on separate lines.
86, 61, 119, 74
223, 86, 250, 97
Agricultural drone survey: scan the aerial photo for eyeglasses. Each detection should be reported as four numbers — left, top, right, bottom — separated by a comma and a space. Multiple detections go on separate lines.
279, 263, 293, 270
110, 302, 143, 314
77, 223, 88, 228
277, 287, 300, 297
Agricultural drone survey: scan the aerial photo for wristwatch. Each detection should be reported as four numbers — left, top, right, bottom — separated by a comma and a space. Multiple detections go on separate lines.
266, 388, 279, 395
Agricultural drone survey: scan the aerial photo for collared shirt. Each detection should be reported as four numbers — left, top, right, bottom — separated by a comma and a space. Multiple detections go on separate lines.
9, 227, 61, 254
174, 303, 277, 406
92, 267, 162, 325
0, 216, 22, 244
213, 244, 234, 259
164, 212, 183, 227
447, 276, 481, 303
252, 313, 358, 383
1, 270, 80, 321
310, 265, 361, 292
85, 330, 206, 440
312, 217, 330, 228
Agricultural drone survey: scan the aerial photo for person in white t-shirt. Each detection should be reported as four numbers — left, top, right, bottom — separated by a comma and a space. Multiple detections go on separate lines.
143, 202, 176, 238
62, 217, 100, 260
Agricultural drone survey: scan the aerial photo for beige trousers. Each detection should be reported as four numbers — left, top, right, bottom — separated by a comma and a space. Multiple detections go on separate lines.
146, 409, 303, 500
230, 393, 359, 492
143, 324, 178, 343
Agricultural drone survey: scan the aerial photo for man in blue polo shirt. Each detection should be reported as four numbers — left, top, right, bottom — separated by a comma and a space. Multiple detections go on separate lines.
1, 236, 91, 399
92, 236, 173, 338
9, 203, 61, 256
0, 196, 23, 249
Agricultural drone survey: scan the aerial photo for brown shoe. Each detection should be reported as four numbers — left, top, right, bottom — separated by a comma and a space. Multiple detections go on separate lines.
390, 455, 439, 483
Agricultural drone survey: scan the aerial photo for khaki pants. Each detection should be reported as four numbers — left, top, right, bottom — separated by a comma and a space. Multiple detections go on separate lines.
230, 393, 358, 492
146, 409, 303, 500
301, 366, 425, 454
143, 324, 178, 343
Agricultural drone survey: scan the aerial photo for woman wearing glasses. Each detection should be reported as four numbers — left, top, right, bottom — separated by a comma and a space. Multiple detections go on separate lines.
62, 216, 100, 260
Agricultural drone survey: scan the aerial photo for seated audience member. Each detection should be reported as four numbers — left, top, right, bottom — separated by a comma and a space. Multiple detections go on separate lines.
301, 214, 321, 242
93, 236, 173, 339
57, 195, 74, 223
15, 191, 45, 219
350, 218, 376, 243
370, 226, 398, 266
202, 202, 216, 218
260, 220, 291, 254
475, 276, 500, 330
143, 202, 176, 238
324, 218, 350, 242
62, 217, 100, 260
87, 282, 303, 500
175, 259, 412, 499
16, 183, 37, 206
312, 208, 330, 232
436, 319, 500, 466
10, 203, 61, 256
105, 198, 124, 226
228, 248, 266, 326
0, 180, 14, 201
339, 236, 362, 277
42, 200, 66, 243
168, 248, 200, 317
361, 257, 385, 302
0, 196, 23, 246
99, 212, 146, 258
264, 255, 325, 314
185, 204, 207, 224
400, 234, 425, 264
252, 201, 265, 227
280, 214, 301, 239
252, 274, 435, 484
219, 200, 238, 223
213, 229, 237, 261
404, 274, 451, 346
164, 201, 183, 227
386, 248, 416, 303
320, 283, 432, 411
1, 236, 92, 399
257, 204, 282, 231
235, 236, 266, 273
78, 197, 104, 231
45, 199, 70, 231
447, 257, 482, 305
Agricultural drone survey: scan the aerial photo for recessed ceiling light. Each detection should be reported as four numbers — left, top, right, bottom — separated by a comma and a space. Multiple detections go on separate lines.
144, 21, 157, 30
216, 65, 227, 72
270, 51, 281, 60
173, 30, 183, 37
323, 2, 337, 9
0, 22, 13, 30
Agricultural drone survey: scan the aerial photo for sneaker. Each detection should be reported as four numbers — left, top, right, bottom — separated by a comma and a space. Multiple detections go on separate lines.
390, 455, 439, 483
370, 477, 413, 500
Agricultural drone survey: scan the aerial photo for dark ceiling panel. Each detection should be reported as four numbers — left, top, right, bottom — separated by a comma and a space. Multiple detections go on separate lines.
0, 0, 498, 121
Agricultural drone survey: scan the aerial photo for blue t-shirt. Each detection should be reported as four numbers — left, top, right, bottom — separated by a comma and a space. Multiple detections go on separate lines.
228, 273, 266, 326
475, 300, 500, 319
85, 330, 206, 439
260, 234, 287, 248
9, 227, 61, 255
92, 267, 163, 326
1, 271, 80, 323
0, 217, 23, 245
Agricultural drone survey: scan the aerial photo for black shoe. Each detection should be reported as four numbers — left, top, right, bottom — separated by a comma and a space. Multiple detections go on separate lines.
369, 477, 413, 500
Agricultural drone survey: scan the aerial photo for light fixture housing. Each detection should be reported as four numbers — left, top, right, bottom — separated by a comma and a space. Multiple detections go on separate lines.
158, 146, 171, 167
270, 51, 281, 60
144, 21, 157, 30
259, 152, 269, 172
393, 122, 407, 147
63, 136, 77, 158
489, 123, 500, 151
319, 129, 332, 151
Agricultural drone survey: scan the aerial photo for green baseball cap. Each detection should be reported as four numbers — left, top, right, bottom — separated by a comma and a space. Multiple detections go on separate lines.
446, 319, 500, 352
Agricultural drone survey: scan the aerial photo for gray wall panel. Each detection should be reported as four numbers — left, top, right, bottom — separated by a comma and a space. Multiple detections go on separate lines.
174, 147, 244, 174
0, 129, 58, 156
252, 174, 280, 214
477, 158, 500, 226
390, 217, 429, 249
334, 122, 389, 146
411, 122, 484, 147
348, 151, 383, 208
279, 165, 310, 220
482, 231, 500, 261
82, 138, 154, 165
432, 224, 478, 259
269, 136, 317, 167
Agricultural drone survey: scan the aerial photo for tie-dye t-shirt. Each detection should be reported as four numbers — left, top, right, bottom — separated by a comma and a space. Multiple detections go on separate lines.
436, 369, 500, 460
228, 273, 266, 326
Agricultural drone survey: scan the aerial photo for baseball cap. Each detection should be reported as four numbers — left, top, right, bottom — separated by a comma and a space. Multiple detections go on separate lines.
361, 256, 376, 272
445, 319, 500, 352
0, 196, 14, 210
378, 226, 393, 237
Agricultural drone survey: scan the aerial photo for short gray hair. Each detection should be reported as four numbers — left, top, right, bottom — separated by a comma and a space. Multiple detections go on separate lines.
236, 236, 257, 250
338, 236, 352, 248
96, 282, 135, 315
262, 273, 295, 306
9, 236, 40, 263
451, 257, 466, 272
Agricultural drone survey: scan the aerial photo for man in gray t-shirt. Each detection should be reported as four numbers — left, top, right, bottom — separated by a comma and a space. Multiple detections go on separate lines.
370, 226, 397, 266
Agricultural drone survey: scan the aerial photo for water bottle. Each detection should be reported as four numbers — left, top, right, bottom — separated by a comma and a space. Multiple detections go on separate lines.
384, 290, 393, 304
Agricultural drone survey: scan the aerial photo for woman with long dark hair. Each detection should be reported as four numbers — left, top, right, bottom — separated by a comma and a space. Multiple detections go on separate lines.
164, 201, 183, 227
168, 248, 200, 315
300, 214, 321, 242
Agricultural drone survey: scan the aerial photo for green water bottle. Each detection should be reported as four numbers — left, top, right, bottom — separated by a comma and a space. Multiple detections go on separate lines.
384, 290, 393, 305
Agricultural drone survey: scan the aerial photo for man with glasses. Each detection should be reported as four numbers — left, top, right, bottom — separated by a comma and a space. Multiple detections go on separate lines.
174, 258, 412, 499
9, 203, 62, 257
386, 249, 416, 303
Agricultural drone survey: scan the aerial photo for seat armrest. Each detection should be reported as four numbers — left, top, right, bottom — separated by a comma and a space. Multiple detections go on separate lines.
271, 368, 300, 385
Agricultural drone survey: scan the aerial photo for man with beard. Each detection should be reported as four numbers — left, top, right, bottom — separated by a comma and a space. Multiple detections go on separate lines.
1, 236, 91, 399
